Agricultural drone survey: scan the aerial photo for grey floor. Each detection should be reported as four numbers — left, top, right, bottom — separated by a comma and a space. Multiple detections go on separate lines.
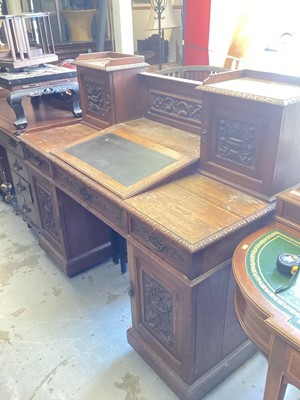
1, 200, 299, 400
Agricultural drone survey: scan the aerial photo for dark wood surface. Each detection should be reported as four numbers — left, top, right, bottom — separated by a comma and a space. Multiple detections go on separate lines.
233, 218, 300, 400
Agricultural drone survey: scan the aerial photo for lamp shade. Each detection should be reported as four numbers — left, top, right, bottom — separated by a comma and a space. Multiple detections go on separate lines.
146, 0, 179, 31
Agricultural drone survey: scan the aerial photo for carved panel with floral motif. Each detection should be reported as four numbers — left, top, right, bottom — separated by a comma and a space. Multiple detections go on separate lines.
216, 117, 259, 166
149, 91, 202, 126
36, 185, 58, 238
85, 82, 105, 115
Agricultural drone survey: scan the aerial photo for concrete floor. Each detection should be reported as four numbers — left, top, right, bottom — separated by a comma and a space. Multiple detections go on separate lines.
1, 200, 300, 400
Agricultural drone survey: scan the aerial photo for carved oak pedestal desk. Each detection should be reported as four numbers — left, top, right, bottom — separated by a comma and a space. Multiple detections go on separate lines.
16, 115, 273, 400
3, 56, 300, 400
0, 64, 82, 132
233, 185, 300, 400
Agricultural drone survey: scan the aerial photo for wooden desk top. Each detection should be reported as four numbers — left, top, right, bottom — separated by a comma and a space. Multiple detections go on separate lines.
125, 173, 270, 250
21, 118, 273, 270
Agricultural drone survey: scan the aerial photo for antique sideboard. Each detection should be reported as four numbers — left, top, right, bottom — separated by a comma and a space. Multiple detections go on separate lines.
1, 54, 300, 399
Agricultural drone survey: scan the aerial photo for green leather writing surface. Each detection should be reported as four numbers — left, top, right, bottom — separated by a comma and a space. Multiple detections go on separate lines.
246, 230, 300, 328
66, 133, 176, 187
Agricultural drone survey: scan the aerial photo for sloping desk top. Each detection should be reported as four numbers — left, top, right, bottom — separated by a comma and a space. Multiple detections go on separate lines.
51, 120, 199, 199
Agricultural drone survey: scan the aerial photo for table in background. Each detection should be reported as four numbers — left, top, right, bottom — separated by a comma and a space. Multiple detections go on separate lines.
0, 64, 82, 132
233, 186, 300, 400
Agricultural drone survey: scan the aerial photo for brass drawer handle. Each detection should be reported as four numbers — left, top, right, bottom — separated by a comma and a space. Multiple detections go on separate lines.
148, 234, 165, 252
13, 159, 23, 172
8, 138, 17, 148
31, 154, 44, 167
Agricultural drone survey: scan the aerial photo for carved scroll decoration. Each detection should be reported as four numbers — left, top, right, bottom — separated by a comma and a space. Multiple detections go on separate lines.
150, 92, 202, 125
36, 185, 57, 238
216, 117, 259, 166
85, 82, 106, 115
143, 271, 174, 348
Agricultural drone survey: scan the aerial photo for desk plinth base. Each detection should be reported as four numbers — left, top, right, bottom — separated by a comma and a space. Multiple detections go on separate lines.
38, 235, 112, 277
127, 328, 256, 400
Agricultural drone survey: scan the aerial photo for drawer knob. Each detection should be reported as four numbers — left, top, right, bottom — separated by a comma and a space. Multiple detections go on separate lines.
13, 159, 23, 172
8, 138, 17, 148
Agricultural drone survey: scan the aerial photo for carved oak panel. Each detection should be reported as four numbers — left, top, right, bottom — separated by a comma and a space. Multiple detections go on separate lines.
149, 91, 202, 127
215, 117, 259, 167
36, 184, 58, 239
143, 270, 174, 348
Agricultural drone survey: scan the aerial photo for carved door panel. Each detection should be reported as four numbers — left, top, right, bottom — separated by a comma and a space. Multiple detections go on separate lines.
78, 70, 114, 129
127, 242, 192, 380
29, 167, 66, 256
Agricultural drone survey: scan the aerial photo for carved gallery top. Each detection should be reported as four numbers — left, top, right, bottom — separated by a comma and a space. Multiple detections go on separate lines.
74, 52, 148, 71
198, 69, 300, 105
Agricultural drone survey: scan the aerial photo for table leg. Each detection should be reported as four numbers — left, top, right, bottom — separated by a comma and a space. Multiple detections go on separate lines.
6, 92, 28, 131
67, 82, 82, 118
263, 335, 288, 400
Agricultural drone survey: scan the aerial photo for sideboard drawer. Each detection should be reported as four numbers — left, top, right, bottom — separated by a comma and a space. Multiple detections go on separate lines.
15, 193, 39, 227
7, 152, 29, 181
53, 164, 127, 230
0, 132, 24, 158
128, 216, 190, 272
24, 145, 52, 177
11, 171, 32, 202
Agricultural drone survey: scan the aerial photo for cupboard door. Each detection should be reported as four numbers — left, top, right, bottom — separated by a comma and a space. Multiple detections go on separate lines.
30, 167, 66, 256
77, 69, 115, 129
127, 242, 192, 381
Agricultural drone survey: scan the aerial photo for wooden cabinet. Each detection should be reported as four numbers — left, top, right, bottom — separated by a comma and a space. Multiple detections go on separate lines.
125, 173, 274, 399
28, 162, 112, 276
0, 130, 39, 226
75, 52, 147, 129
198, 70, 300, 202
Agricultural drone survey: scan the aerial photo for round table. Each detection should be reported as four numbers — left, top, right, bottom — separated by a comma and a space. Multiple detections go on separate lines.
232, 221, 300, 400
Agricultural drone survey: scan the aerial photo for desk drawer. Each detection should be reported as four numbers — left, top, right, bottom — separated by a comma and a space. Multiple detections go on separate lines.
7, 151, 29, 181
24, 146, 52, 177
15, 193, 39, 227
11, 170, 32, 202
0, 132, 24, 158
128, 216, 190, 271
53, 164, 126, 230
